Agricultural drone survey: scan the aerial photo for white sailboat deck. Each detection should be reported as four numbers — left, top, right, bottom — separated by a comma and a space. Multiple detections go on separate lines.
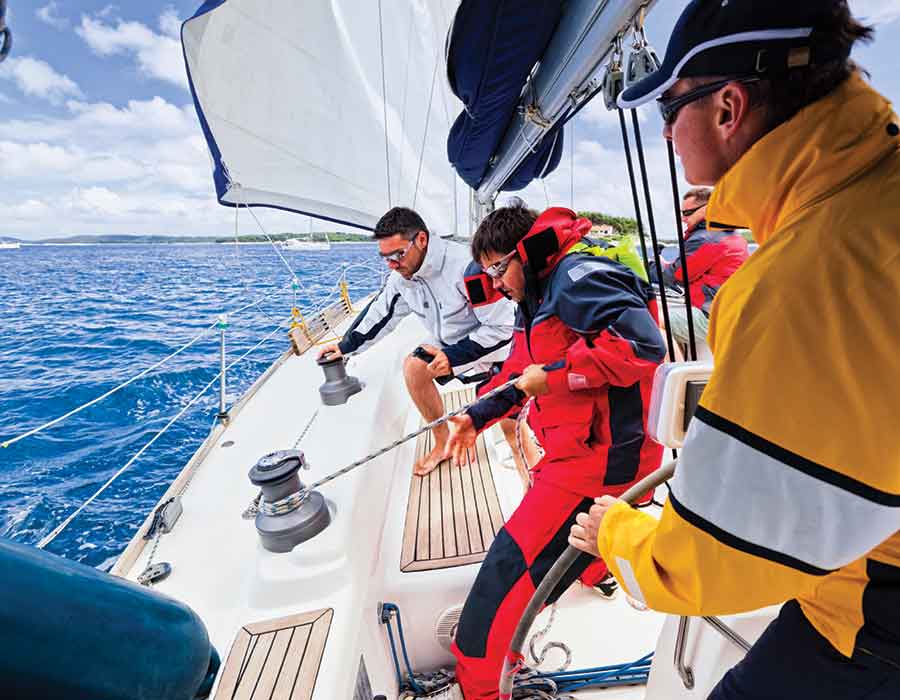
116, 305, 773, 699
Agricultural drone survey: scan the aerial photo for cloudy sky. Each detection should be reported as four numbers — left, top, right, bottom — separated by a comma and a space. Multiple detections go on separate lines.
2, 1, 900, 240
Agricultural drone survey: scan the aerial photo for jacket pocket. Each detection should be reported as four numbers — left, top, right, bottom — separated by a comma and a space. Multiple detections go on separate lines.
535, 396, 595, 461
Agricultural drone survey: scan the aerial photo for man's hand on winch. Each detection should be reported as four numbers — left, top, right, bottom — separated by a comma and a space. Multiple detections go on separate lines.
447, 413, 477, 467
317, 343, 343, 361
568, 496, 620, 557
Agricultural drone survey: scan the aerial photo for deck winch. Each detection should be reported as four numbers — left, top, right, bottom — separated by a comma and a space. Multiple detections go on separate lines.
316, 353, 362, 405
248, 450, 331, 552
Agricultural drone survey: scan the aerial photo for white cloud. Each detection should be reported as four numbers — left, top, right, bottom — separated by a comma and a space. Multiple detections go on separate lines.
36, 2, 69, 30
159, 7, 182, 39
580, 97, 647, 131
76, 10, 187, 89
850, 1, 900, 25
0, 57, 83, 103
0, 93, 230, 236
0, 141, 145, 183
7, 199, 53, 221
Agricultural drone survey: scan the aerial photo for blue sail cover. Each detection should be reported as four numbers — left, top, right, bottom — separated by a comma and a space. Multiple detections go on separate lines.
446, 0, 565, 192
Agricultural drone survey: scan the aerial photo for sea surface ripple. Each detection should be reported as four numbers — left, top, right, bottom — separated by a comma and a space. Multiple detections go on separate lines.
0, 242, 383, 569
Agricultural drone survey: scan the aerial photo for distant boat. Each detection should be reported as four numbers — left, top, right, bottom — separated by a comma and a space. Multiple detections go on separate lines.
281, 233, 330, 251
0, 241, 21, 250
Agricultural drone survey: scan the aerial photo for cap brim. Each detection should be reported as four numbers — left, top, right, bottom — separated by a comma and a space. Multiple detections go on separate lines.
618, 66, 678, 109
617, 27, 815, 110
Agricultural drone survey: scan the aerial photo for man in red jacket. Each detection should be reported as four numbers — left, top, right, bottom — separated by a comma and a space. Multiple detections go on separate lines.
650, 186, 749, 354
440, 205, 665, 700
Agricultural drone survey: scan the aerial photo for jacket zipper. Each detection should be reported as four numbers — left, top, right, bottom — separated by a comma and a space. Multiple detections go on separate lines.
420, 279, 445, 345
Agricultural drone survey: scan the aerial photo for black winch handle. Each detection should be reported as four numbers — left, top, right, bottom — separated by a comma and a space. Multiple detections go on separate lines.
498, 459, 677, 700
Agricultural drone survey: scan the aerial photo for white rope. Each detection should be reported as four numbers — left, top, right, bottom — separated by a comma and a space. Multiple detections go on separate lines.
36, 315, 294, 549
1, 321, 217, 449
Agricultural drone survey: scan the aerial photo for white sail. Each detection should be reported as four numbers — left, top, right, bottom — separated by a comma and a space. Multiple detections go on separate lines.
182, 0, 464, 233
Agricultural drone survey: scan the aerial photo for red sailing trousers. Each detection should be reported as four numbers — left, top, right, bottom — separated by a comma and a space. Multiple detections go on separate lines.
450, 478, 608, 700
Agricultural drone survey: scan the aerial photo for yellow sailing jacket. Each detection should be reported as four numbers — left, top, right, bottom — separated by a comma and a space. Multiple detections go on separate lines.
597, 72, 900, 663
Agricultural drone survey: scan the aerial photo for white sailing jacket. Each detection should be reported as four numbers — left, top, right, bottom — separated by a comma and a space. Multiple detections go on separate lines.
338, 235, 515, 368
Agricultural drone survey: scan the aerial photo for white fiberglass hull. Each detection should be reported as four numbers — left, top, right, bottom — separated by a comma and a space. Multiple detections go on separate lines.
115, 302, 774, 699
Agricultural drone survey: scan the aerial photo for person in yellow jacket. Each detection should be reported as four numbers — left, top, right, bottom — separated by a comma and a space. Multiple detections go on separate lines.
569, 1, 900, 698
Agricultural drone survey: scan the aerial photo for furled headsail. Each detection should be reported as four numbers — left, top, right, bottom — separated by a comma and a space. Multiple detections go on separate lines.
472, 0, 658, 204
182, 1, 462, 232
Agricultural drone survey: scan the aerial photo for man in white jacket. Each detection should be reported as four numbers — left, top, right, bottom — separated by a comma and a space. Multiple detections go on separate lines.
319, 207, 516, 475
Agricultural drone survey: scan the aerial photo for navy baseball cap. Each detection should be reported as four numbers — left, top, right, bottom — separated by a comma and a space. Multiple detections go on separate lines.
619, 0, 853, 108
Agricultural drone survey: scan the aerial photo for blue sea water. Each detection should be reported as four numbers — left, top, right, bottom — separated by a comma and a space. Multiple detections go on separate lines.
0, 242, 383, 569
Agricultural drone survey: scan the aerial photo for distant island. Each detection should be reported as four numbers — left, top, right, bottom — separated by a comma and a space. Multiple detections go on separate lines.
2, 210, 730, 245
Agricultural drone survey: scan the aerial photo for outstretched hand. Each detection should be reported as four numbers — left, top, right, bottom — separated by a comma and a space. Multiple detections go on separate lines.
447, 413, 476, 467
568, 495, 619, 557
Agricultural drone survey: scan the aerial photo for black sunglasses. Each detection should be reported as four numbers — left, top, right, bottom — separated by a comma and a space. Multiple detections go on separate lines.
681, 204, 704, 218
657, 76, 760, 125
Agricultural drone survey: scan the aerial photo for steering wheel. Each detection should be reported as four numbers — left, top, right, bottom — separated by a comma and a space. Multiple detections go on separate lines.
498, 460, 677, 699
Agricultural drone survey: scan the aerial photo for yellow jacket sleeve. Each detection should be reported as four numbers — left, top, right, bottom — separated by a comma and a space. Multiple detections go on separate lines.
597, 500, 824, 617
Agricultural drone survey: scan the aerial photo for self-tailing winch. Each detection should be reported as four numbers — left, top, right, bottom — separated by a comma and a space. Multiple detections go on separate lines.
248, 450, 331, 552
316, 352, 362, 405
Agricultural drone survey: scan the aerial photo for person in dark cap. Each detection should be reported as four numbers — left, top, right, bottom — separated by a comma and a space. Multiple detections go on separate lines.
569, 1, 900, 698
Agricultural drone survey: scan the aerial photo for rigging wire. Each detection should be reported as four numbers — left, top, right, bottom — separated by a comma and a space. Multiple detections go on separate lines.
36, 315, 294, 550
629, 109, 677, 363
617, 108, 653, 276
1, 321, 217, 449
228, 197, 284, 325
569, 120, 575, 210
377, 0, 393, 208
666, 140, 698, 361
240, 203, 343, 317
413, 47, 441, 210
396, 3, 415, 194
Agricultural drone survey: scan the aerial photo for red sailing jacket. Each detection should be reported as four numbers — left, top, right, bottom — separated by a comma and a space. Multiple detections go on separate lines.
468, 209, 666, 497
650, 222, 749, 313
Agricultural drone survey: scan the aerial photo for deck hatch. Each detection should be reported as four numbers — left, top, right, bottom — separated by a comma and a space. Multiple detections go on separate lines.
213, 608, 333, 700
401, 387, 505, 572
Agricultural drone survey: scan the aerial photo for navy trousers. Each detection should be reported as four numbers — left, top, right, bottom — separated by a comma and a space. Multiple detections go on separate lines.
709, 600, 900, 699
